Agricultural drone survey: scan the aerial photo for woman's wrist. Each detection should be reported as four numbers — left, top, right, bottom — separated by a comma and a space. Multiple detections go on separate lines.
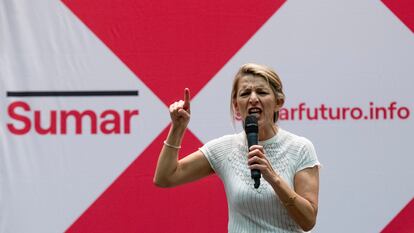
170, 123, 187, 135
282, 195, 297, 207
163, 140, 181, 149
166, 125, 186, 147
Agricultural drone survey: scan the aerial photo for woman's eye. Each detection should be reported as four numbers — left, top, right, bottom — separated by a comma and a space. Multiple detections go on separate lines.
240, 92, 250, 97
258, 91, 268, 95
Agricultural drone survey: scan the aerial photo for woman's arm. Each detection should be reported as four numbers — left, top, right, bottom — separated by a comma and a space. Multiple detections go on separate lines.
153, 88, 214, 188
153, 126, 213, 187
248, 145, 319, 231
271, 167, 319, 231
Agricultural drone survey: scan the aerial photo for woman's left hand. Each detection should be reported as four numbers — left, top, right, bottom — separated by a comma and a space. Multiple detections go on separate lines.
247, 145, 279, 184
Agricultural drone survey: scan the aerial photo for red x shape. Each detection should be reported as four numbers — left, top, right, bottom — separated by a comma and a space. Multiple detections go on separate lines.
62, 0, 285, 232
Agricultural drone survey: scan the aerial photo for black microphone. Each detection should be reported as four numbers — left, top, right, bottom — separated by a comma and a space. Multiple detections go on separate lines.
245, 115, 261, 189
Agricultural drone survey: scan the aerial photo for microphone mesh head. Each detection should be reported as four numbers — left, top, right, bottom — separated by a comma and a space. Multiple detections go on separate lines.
244, 115, 258, 134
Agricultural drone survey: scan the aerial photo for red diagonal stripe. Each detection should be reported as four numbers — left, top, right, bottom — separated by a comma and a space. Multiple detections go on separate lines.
66, 125, 227, 232
382, 0, 414, 33
61, 1, 286, 231
62, 0, 286, 105
381, 198, 414, 233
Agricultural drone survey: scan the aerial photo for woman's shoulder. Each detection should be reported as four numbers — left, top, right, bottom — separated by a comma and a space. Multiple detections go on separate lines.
205, 132, 244, 146
199, 132, 244, 169
279, 129, 320, 171
278, 128, 315, 150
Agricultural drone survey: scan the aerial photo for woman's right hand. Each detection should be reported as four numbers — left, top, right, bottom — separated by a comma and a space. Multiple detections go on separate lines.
169, 88, 191, 131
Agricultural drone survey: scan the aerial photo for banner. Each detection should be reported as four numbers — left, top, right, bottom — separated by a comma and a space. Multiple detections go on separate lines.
1, 0, 413, 232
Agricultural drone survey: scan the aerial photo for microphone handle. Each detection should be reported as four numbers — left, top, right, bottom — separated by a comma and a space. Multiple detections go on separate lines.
247, 132, 261, 189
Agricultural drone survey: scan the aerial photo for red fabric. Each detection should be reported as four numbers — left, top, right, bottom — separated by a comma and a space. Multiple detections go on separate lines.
382, 0, 414, 33
66, 125, 228, 232
381, 198, 414, 233
62, 0, 285, 232
62, 0, 285, 105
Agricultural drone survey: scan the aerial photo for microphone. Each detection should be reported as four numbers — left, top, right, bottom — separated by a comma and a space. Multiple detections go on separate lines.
244, 115, 261, 189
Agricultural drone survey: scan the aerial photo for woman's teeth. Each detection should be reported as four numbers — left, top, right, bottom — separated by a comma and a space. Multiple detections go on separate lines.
248, 108, 261, 116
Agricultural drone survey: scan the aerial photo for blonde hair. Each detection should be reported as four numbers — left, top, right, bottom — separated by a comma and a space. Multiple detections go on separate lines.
230, 63, 285, 122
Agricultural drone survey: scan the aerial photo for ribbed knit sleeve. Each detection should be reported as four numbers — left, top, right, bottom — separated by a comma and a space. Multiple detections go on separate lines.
295, 137, 320, 173
199, 134, 236, 176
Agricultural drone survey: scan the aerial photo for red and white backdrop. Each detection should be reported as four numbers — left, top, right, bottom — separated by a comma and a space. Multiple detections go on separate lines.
1, 0, 413, 232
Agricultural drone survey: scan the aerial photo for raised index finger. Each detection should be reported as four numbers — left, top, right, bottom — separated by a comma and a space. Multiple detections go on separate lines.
183, 88, 190, 110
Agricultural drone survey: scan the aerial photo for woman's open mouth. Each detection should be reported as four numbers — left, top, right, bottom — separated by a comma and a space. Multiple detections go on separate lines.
248, 107, 262, 118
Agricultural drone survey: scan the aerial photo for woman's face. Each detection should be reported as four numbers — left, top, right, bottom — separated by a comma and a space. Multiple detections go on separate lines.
233, 75, 281, 137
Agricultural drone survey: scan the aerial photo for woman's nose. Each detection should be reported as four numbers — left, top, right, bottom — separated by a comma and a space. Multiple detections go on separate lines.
249, 92, 259, 104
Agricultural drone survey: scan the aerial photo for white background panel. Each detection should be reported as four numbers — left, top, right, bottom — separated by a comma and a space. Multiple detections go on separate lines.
192, 1, 413, 232
1, 0, 413, 232
1, 0, 169, 232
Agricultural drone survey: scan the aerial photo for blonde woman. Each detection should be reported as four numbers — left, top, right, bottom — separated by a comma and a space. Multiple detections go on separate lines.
154, 63, 320, 233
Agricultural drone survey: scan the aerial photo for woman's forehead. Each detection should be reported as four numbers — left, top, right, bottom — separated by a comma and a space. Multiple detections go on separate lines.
238, 75, 270, 88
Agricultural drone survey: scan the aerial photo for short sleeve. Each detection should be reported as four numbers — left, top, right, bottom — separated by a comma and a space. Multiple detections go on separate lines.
295, 138, 320, 173
199, 140, 218, 172
199, 135, 233, 174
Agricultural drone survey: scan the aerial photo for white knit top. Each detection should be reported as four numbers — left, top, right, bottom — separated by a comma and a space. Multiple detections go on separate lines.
199, 128, 320, 233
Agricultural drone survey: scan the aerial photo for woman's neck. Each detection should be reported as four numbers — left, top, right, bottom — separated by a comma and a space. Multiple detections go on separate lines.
258, 124, 278, 141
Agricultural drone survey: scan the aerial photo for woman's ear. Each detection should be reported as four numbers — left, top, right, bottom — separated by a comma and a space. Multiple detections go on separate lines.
275, 98, 285, 111
232, 100, 242, 121
232, 99, 238, 112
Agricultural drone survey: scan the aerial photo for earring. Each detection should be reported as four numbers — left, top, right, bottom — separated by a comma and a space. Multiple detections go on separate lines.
235, 112, 242, 121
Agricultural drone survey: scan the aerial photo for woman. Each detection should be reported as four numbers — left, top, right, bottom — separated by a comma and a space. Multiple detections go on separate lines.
154, 63, 320, 232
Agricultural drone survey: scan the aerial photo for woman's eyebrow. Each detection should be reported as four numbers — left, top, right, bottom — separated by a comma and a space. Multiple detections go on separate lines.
239, 86, 251, 91
256, 86, 271, 90
252, 85, 270, 90
239, 85, 270, 91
